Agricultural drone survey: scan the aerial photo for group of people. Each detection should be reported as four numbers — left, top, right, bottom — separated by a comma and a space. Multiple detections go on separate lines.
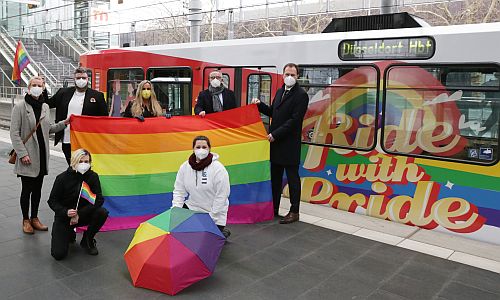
9, 63, 309, 261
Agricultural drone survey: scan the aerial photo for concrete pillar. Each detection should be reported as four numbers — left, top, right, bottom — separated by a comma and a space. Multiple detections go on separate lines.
228, 9, 234, 39
189, 0, 202, 43
381, 0, 397, 14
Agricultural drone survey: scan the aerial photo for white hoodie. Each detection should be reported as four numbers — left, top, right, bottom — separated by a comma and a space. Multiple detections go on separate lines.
172, 153, 230, 226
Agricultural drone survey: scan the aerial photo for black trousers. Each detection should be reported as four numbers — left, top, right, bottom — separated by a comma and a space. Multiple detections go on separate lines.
271, 163, 301, 214
19, 175, 44, 220
51, 206, 109, 260
62, 143, 71, 165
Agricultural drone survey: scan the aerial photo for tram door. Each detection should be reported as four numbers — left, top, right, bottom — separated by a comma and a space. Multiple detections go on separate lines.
148, 67, 192, 116
203, 66, 278, 127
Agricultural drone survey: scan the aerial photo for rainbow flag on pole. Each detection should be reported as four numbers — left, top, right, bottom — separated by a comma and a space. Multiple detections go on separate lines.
11, 40, 30, 86
70, 105, 273, 231
80, 181, 97, 205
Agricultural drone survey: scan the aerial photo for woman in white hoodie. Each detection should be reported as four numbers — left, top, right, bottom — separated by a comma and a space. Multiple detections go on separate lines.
172, 136, 231, 238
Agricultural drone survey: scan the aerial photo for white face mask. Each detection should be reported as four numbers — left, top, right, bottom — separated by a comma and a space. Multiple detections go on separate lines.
75, 78, 88, 89
76, 162, 90, 174
30, 86, 43, 98
210, 78, 221, 88
284, 75, 296, 87
194, 148, 209, 160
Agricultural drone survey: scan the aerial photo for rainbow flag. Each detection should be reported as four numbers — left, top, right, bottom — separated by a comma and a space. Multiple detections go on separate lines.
70, 105, 273, 231
11, 40, 30, 86
80, 181, 97, 205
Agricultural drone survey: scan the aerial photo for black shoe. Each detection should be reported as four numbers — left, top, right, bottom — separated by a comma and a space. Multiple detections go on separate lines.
80, 233, 99, 255
222, 228, 231, 239
69, 230, 76, 244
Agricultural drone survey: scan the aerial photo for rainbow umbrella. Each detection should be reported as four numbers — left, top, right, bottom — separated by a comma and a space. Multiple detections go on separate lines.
124, 207, 225, 295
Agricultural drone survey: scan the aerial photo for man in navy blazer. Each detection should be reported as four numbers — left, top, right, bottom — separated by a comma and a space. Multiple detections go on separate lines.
194, 71, 237, 116
45, 67, 108, 164
252, 63, 309, 224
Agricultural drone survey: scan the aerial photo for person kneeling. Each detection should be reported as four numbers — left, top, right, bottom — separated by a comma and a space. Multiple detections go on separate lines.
48, 149, 109, 260
172, 136, 231, 238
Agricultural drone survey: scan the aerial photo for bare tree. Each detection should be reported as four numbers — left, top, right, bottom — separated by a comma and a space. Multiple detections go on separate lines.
136, 0, 500, 46
150, 3, 189, 44
405, 0, 500, 25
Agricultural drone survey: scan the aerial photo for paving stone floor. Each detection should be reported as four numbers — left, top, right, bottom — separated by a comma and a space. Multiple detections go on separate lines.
0, 141, 499, 300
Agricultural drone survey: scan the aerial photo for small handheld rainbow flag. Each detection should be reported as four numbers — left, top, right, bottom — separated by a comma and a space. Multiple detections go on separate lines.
80, 181, 97, 205
11, 40, 30, 86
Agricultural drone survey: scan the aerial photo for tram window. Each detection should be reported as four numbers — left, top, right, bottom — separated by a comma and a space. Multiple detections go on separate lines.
147, 67, 192, 115
107, 68, 144, 117
298, 65, 379, 150
147, 68, 191, 80
247, 74, 271, 126
222, 73, 230, 89
86, 69, 92, 87
384, 65, 500, 164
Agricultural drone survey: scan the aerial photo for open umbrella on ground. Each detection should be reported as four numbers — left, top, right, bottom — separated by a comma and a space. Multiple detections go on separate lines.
124, 207, 225, 295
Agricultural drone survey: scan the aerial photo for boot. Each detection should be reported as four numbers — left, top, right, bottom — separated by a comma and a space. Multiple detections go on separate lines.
23, 219, 34, 234
80, 232, 99, 255
30, 217, 48, 231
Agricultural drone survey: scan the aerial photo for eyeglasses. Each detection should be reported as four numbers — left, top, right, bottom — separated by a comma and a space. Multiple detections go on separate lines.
210, 76, 222, 79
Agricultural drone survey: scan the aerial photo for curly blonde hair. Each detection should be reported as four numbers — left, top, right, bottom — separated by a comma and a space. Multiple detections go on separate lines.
130, 80, 163, 117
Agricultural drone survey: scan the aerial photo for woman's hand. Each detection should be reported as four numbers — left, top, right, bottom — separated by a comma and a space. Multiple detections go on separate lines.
67, 209, 77, 218
64, 116, 71, 125
70, 215, 79, 226
21, 155, 31, 165
250, 98, 260, 104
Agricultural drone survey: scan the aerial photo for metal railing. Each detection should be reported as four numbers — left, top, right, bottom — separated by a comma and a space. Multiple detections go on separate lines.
0, 27, 38, 86
0, 86, 25, 123
0, 66, 15, 87
42, 44, 77, 76
26, 39, 76, 80
51, 35, 81, 62
68, 35, 91, 52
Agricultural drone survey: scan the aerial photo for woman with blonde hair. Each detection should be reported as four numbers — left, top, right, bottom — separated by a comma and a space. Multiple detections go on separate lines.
123, 80, 163, 119
10, 76, 68, 234
48, 148, 109, 260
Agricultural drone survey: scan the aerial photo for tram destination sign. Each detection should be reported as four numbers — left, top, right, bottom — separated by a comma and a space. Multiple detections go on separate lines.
339, 36, 435, 60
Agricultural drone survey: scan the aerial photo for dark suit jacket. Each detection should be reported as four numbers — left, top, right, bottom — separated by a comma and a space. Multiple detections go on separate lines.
194, 88, 237, 115
258, 83, 309, 166
45, 87, 108, 145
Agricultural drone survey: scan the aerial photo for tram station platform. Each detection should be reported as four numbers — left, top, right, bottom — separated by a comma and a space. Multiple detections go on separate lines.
0, 129, 499, 300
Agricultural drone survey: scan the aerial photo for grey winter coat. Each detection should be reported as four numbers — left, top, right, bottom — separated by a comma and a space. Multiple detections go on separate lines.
10, 100, 66, 177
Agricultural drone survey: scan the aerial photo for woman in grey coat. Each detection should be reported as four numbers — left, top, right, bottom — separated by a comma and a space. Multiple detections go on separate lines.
10, 76, 68, 234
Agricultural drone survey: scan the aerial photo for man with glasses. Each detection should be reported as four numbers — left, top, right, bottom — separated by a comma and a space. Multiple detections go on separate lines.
194, 70, 237, 117
45, 67, 108, 164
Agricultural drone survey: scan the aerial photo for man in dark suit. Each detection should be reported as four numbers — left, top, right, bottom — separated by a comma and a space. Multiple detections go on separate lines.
194, 71, 237, 116
252, 63, 309, 224
45, 67, 108, 164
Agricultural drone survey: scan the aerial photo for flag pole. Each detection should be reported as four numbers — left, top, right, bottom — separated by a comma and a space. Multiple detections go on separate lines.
75, 182, 83, 210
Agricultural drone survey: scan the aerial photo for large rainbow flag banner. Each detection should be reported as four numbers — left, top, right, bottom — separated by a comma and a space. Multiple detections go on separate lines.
11, 40, 30, 86
70, 105, 273, 231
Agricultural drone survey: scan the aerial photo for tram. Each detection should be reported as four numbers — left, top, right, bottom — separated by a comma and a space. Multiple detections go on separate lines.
80, 20, 500, 245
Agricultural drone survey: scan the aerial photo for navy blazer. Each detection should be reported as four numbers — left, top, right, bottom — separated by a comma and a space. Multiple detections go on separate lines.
194, 88, 237, 115
258, 83, 309, 166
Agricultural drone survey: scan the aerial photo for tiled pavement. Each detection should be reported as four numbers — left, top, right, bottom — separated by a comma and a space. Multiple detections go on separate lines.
0, 140, 499, 300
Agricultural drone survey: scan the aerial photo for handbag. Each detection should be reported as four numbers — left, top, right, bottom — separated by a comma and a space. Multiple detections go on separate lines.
8, 116, 45, 164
